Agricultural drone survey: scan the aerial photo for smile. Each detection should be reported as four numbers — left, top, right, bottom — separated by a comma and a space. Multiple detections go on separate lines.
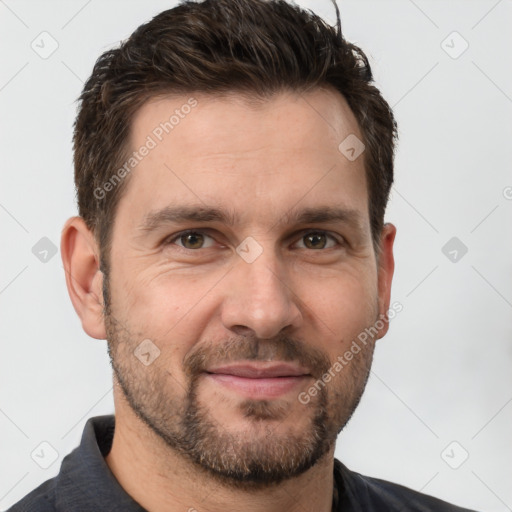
204, 362, 311, 399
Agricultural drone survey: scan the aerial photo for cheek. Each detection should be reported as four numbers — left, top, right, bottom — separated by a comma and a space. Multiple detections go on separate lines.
300, 263, 378, 318
297, 265, 379, 354
110, 249, 378, 364
112, 264, 223, 354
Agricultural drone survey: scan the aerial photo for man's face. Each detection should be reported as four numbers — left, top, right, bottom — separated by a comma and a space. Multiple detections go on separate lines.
103, 88, 393, 487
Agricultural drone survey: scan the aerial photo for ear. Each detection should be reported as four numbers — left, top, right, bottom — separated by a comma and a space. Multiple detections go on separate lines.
61, 216, 106, 339
375, 222, 396, 340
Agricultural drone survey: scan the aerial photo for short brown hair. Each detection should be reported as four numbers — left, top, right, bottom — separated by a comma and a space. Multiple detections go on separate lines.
73, 0, 397, 270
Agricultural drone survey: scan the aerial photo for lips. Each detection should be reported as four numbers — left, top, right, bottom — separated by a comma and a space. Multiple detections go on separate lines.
204, 362, 311, 399
205, 362, 310, 378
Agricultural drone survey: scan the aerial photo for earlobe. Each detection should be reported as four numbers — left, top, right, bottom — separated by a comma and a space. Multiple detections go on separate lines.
376, 222, 396, 339
61, 216, 107, 340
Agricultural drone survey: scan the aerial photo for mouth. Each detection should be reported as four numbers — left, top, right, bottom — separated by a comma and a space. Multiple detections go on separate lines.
204, 362, 311, 399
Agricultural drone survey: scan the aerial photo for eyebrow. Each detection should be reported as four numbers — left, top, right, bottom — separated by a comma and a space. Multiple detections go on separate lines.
137, 204, 365, 233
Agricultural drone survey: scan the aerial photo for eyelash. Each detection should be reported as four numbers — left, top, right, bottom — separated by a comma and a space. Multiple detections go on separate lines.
164, 229, 344, 252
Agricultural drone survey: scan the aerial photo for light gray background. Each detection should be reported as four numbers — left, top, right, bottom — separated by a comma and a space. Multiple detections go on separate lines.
1, 1, 511, 510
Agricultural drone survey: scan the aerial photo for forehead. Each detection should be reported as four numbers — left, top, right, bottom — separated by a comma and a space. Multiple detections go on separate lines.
118, 88, 368, 231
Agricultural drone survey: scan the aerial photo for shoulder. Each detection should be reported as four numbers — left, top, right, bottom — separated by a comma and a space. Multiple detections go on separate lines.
6, 477, 57, 512
335, 459, 478, 511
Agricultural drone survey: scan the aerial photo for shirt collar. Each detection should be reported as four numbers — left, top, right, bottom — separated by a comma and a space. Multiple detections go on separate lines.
54, 414, 146, 511
57, 414, 344, 512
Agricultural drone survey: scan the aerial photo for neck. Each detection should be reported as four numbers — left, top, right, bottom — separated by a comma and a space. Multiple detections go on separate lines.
105, 386, 336, 512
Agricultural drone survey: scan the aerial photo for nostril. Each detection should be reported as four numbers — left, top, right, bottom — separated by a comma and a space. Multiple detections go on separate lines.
230, 325, 254, 337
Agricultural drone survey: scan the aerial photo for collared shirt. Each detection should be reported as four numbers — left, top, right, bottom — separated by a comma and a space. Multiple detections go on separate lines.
7, 415, 478, 511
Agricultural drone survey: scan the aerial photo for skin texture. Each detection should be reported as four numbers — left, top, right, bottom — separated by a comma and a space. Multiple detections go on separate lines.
61, 87, 396, 512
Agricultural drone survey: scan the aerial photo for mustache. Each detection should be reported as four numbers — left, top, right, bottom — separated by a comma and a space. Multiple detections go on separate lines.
183, 333, 332, 380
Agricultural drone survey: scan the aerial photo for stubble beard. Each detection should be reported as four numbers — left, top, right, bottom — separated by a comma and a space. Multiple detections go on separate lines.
103, 277, 376, 489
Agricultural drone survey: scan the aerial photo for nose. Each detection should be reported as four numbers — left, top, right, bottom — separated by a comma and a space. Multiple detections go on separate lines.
220, 248, 303, 339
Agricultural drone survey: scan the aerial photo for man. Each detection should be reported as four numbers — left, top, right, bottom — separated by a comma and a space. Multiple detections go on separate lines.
9, 0, 477, 510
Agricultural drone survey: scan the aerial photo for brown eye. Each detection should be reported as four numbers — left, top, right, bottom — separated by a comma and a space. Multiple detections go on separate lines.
180, 232, 205, 249
296, 231, 340, 250
168, 231, 216, 250
303, 232, 327, 249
